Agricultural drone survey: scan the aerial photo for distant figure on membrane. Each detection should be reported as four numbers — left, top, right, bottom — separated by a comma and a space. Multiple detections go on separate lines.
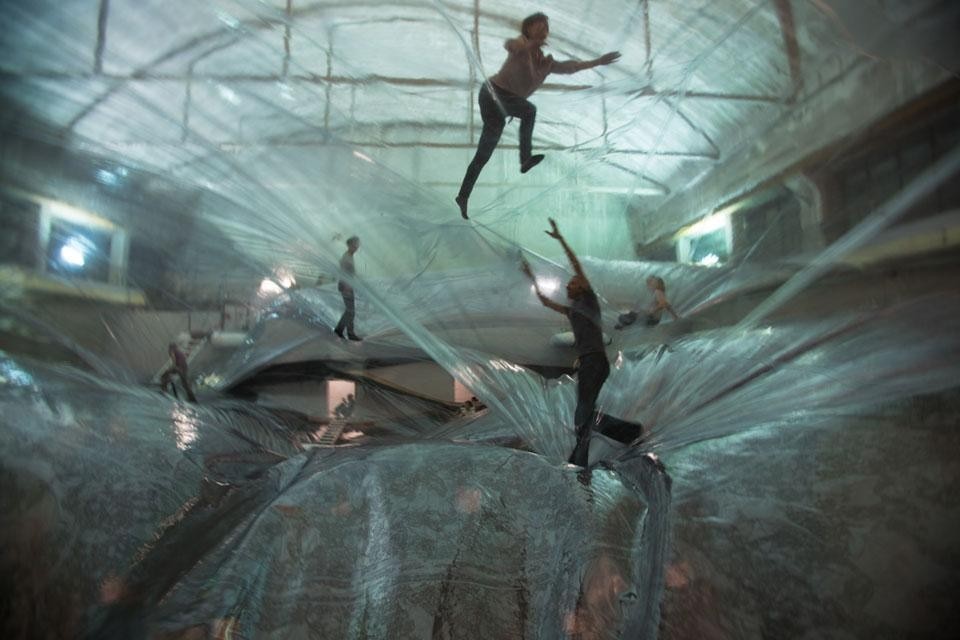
161, 342, 197, 402
615, 275, 680, 329
521, 218, 609, 468
334, 393, 356, 419
334, 235, 362, 341
455, 12, 621, 219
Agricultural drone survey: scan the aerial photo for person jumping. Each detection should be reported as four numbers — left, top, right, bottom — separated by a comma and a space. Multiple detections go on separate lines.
456, 12, 620, 219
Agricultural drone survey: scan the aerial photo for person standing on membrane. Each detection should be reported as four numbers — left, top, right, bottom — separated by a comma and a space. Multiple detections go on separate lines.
161, 342, 198, 403
334, 235, 362, 341
455, 12, 621, 219
521, 219, 609, 468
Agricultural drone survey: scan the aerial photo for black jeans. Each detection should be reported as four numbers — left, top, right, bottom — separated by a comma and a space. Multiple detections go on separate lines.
568, 352, 610, 467
161, 367, 197, 403
335, 283, 355, 335
457, 82, 537, 200
616, 311, 659, 329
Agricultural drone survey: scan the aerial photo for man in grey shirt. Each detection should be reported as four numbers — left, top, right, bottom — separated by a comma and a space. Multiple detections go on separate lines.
334, 236, 362, 341
522, 219, 610, 468
455, 12, 620, 219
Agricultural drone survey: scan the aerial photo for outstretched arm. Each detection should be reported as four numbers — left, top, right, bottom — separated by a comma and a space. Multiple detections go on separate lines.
521, 258, 569, 315
550, 51, 621, 74
545, 218, 589, 285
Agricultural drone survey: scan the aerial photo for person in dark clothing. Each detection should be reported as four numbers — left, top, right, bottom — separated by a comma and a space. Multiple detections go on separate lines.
455, 13, 620, 219
521, 218, 609, 468
161, 342, 197, 402
334, 235, 362, 341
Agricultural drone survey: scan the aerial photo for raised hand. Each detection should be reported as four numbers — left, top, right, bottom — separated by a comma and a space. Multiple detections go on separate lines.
597, 51, 621, 65
545, 218, 562, 240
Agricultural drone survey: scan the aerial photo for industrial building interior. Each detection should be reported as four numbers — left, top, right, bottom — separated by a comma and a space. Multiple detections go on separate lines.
1, 0, 959, 638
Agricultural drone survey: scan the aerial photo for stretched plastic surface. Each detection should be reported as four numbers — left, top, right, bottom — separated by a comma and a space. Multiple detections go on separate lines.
2, 1, 960, 638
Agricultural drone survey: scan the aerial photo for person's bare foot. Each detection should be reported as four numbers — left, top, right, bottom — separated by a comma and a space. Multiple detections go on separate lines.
455, 195, 469, 219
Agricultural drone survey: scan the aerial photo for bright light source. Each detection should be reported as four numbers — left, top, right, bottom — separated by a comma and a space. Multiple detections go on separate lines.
217, 84, 240, 105
675, 209, 731, 241
259, 267, 297, 296
697, 253, 720, 267
352, 150, 373, 163
535, 277, 559, 295
274, 268, 296, 289
217, 12, 240, 28
259, 278, 283, 295
277, 82, 295, 101
58, 237, 88, 267
95, 169, 118, 186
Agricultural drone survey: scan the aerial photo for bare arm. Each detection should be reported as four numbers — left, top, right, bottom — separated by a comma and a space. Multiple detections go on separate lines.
545, 218, 589, 284
664, 302, 680, 320
550, 51, 621, 74
521, 258, 569, 315
653, 290, 681, 320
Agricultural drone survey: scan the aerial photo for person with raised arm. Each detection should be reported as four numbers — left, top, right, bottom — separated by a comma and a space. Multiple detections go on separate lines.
521, 218, 609, 468
455, 12, 621, 219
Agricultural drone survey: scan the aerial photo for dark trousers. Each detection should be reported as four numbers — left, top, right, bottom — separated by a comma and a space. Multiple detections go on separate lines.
568, 352, 611, 467
161, 367, 197, 403
616, 311, 658, 329
335, 283, 355, 335
457, 82, 537, 200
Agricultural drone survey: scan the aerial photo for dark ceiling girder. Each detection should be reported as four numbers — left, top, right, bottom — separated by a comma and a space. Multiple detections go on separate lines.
773, 0, 804, 102
60, 0, 790, 132
25, 0, 788, 211
94, 0, 110, 74
65, 0, 609, 131
643, 0, 653, 81
212, 138, 717, 159
7, 69, 787, 104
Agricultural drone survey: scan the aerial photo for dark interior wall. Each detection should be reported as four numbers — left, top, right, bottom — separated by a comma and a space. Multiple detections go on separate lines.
811, 83, 960, 244
0, 125, 262, 309
635, 80, 960, 265
730, 189, 804, 263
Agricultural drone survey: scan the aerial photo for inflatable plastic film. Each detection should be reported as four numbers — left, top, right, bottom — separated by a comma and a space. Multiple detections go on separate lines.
0, 356, 670, 639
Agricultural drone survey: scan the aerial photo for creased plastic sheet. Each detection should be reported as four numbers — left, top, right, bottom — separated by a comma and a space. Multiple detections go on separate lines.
0, 356, 670, 639
3, 0, 960, 638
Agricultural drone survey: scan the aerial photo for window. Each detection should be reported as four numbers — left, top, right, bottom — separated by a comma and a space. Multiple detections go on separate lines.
45, 219, 112, 282
676, 211, 732, 266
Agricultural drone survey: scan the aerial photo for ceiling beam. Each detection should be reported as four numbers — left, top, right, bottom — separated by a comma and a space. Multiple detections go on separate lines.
774, 0, 804, 102
3, 69, 788, 104
94, 0, 110, 74
208, 138, 718, 159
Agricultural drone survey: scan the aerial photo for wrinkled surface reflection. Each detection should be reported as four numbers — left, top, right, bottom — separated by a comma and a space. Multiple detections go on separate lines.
0, 357, 669, 639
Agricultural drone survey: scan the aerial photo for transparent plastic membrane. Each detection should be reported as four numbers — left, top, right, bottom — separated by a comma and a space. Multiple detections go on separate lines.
2, 1, 959, 638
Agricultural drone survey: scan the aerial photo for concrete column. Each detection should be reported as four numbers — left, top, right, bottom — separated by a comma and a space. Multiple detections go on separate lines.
109, 227, 128, 286
784, 174, 826, 253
